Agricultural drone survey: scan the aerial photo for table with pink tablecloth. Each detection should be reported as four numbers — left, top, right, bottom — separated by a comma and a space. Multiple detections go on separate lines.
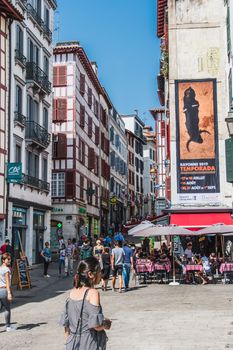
220, 263, 233, 273
183, 264, 203, 274
135, 260, 154, 273
154, 263, 171, 273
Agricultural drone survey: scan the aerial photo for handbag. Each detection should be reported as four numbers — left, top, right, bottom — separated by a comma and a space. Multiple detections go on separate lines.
72, 288, 89, 350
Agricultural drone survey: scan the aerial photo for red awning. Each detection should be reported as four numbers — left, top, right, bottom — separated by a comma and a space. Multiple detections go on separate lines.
170, 212, 233, 229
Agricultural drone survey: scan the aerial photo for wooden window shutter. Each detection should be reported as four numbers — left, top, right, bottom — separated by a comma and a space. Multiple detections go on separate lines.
53, 98, 57, 122
53, 66, 58, 86
81, 140, 85, 164
88, 116, 92, 138
161, 121, 165, 138
58, 66, 67, 86
88, 147, 95, 170
57, 133, 67, 158
95, 155, 99, 176
52, 134, 58, 158
66, 170, 75, 199
105, 139, 109, 156
57, 98, 67, 122
80, 104, 85, 128
95, 100, 99, 118
80, 175, 84, 200
101, 158, 105, 176
80, 73, 85, 95
101, 132, 104, 151
95, 125, 99, 145
88, 87, 92, 107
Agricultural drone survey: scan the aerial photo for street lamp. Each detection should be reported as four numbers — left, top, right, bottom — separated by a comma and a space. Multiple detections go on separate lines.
225, 110, 233, 137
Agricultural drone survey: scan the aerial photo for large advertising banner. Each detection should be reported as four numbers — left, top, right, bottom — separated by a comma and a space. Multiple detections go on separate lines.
175, 79, 220, 203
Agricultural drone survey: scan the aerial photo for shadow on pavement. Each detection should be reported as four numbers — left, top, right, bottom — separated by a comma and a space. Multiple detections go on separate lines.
17, 322, 47, 330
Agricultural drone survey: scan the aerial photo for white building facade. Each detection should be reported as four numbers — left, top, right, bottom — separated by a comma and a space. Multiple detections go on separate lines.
109, 108, 128, 229
7, 0, 57, 264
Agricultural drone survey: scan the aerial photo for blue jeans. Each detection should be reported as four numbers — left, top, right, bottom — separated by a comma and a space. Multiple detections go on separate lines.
123, 263, 131, 288
59, 259, 65, 274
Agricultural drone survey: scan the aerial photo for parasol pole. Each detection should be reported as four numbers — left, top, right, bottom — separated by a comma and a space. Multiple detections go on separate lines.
169, 235, 179, 286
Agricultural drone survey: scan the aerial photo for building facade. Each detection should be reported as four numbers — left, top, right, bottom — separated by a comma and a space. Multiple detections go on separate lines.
0, 0, 23, 246
143, 126, 156, 217
6, 0, 56, 264
122, 114, 146, 219
52, 42, 110, 243
109, 107, 128, 229
157, 0, 233, 227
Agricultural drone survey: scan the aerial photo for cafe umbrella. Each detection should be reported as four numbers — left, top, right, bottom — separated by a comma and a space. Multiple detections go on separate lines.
128, 220, 156, 236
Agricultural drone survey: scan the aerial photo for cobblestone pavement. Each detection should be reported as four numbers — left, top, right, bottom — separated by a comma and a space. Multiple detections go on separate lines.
1, 263, 233, 350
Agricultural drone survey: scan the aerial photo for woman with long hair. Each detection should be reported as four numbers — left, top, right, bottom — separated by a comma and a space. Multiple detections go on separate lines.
61, 257, 111, 349
0, 253, 13, 331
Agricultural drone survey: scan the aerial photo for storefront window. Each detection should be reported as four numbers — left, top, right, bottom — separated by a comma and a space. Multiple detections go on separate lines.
13, 207, 26, 226
33, 210, 45, 228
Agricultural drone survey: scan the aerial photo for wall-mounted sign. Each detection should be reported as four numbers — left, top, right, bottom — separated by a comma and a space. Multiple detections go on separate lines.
110, 196, 117, 205
7, 162, 22, 183
79, 207, 86, 214
52, 208, 63, 212
175, 79, 220, 203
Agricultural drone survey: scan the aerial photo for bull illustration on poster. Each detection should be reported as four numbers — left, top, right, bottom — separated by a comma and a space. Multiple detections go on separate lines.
175, 79, 220, 201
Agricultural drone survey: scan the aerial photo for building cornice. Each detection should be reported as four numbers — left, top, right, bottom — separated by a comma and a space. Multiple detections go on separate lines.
0, 0, 24, 21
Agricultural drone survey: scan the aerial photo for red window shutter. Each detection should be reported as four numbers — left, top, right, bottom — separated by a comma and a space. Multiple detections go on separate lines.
101, 132, 104, 151
95, 100, 99, 118
88, 147, 95, 170
88, 87, 92, 107
95, 155, 99, 175
80, 104, 85, 128
166, 124, 170, 159
80, 175, 84, 200
88, 116, 92, 138
161, 121, 165, 137
58, 66, 67, 86
105, 139, 109, 156
80, 73, 85, 95
57, 98, 67, 122
95, 125, 99, 145
53, 67, 58, 86
66, 170, 75, 199
52, 134, 58, 158
53, 99, 57, 122
81, 140, 85, 164
57, 133, 67, 158
101, 158, 105, 175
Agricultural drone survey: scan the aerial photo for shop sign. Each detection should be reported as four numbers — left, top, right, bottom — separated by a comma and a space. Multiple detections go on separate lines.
79, 207, 86, 214
7, 162, 22, 183
110, 196, 117, 205
52, 208, 63, 213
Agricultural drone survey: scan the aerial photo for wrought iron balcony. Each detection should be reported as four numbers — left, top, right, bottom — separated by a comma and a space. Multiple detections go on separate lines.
22, 174, 50, 192
25, 120, 50, 149
15, 49, 26, 67
26, 62, 51, 95
42, 23, 52, 42
14, 111, 26, 127
26, 3, 43, 28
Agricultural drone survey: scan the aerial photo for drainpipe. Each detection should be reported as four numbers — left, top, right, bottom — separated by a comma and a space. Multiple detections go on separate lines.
5, 18, 13, 238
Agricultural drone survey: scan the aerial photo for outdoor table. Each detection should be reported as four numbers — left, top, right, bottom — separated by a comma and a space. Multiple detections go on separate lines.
135, 260, 154, 273
219, 263, 233, 273
154, 263, 171, 273
183, 264, 203, 274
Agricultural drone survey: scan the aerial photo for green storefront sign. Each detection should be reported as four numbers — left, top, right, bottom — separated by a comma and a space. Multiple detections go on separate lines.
7, 162, 22, 183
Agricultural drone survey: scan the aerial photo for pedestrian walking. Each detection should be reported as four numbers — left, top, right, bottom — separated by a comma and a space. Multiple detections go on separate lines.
60, 257, 111, 349
101, 247, 111, 291
111, 241, 125, 293
59, 243, 66, 277
0, 253, 13, 331
41, 242, 52, 278
122, 241, 133, 290
93, 240, 104, 261
65, 239, 75, 276
80, 239, 93, 260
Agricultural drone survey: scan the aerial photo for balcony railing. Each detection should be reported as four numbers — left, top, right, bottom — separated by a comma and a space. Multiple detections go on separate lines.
15, 49, 26, 67
26, 62, 51, 94
14, 111, 26, 127
22, 174, 50, 192
25, 120, 50, 149
27, 3, 43, 28
42, 23, 52, 42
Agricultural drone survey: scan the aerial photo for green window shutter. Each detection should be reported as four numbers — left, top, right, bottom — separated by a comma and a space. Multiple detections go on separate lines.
225, 138, 233, 182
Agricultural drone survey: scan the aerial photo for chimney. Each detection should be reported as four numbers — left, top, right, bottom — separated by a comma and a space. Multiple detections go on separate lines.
91, 61, 98, 76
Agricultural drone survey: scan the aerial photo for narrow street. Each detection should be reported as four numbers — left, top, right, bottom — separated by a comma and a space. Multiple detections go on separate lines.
1, 263, 233, 350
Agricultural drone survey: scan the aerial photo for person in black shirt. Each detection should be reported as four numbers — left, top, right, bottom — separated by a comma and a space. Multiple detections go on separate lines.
101, 247, 111, 291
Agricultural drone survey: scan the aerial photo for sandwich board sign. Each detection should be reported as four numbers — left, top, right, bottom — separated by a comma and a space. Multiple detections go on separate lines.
7, 162, 22, 183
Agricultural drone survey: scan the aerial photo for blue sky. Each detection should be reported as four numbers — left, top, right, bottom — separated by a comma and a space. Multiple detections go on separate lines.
55, 0, 160, 127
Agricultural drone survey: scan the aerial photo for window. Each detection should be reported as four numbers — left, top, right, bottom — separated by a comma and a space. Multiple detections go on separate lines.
44, 56, 49, 77
53, 98, 67, 123
53, 66, 67, 86
80, 175, 84, 200
26, 151, 39, 178
88, 116, 92, 138
15, 144, 21, 163
43, 107, 48, 129
42, 158, 48, 182
27, 38, 39, 65
52, 173, 65, 197
44, 6, 50, 28
27, 96, 39, 123
149, 148, 152, 160
78, 138, 85, 164
95, 125, 99, 145
95, 186, 98, 206
110, 127, 114, 143
88, 87, 92, 107
229, 69, 232, 108
80, 104, 85, 128
16, 85, 22, 113
52, 133, 67, 159
80, 73, 85, 95
16, 25, 23, 54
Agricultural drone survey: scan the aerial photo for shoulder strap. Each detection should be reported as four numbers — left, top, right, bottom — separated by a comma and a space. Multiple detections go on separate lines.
73, 288, 89, 338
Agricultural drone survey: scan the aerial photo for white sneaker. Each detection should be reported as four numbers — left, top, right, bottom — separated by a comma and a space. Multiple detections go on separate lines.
46, 274, 50, 278
6, 326, 16, 332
